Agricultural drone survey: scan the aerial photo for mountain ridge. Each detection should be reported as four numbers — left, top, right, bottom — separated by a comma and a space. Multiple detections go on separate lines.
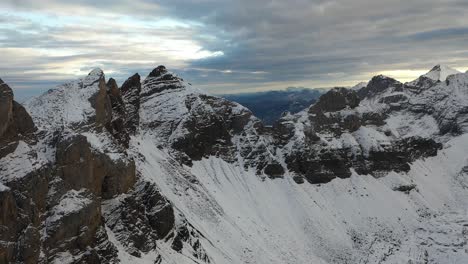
1, 64, 468, 263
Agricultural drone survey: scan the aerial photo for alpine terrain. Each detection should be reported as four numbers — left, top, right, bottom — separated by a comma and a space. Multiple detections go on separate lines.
1, 64, 468, 264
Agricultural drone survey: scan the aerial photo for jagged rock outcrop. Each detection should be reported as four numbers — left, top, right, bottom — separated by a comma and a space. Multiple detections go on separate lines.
276, 72, 447, 183
0, 79, 12, 137
103, 182, 175, 257
107, 78, 130, 147
121, 73, 141, 134
0, 79, 36, 158
357, 75, 403, 99
310, 87, 360, 113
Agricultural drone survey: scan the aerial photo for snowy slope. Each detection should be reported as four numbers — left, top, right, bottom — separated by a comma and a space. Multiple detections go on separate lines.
420, 64, 461, 82
25, 68, 106, 130
124, 67, 468, 263
406, 64, 462, 89
130, 131, 468, 263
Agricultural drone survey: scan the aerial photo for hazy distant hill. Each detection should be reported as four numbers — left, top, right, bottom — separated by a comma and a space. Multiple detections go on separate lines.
222, 87, 326, 125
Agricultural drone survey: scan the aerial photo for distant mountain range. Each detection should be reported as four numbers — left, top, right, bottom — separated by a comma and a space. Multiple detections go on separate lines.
222, 87, 326, 125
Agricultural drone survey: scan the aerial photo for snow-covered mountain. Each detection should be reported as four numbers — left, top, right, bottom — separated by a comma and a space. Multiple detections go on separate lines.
1, 65, 468, 264
419, 64, 461, 82
406, 64, 461, 90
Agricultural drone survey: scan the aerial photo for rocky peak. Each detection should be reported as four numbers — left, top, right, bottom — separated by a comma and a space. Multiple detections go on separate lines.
406, 64, 461, 90
148, 65, 168, 78
424, 64, 460, 82
121, 73, 141, 95
309, 87, 360, 113
357, 75, 402, 99
121, 73, 141, 134
0, 79, 35, 158
106, 78, 130, 146
0, 78, 14, 137
106, 78, 120, 98
24, 68, 110, 130
141, 66, 186, 97
83, 68, 105, 87
91, 71, 113, 129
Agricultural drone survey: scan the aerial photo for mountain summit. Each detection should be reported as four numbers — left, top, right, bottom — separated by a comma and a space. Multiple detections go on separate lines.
1, 64, 468, 263
423, 64, 461, 81
406, 64, 461, 89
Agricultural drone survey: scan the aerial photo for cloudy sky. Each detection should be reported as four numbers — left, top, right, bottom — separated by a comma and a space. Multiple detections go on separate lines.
2, 0, 468, 99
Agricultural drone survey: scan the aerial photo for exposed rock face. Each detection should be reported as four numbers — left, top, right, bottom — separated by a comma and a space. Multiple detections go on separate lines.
0, 159, 49, 264
103, 182, 174, 257
91, 72, 113, 129
0, 79, 14, 137
309, 88, 360, 113
121, 73, 141, 134
54, 134, 135, 199
0, 79, 36, 158
1, 73, 179, 263
276, 73, 447, 184
171, 94, 251, 161
43, 189, 115, 263
107, 78, 130, 147
358, 75, 402, 99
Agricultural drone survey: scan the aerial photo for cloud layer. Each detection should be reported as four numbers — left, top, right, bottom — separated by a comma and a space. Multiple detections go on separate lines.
1, 0, 468, 97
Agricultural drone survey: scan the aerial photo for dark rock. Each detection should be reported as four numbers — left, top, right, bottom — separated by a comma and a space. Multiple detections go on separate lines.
309, 88, 360, 113
343, 114, 361, 132
0, 79, 36, 158
273, 113, 297, 144
263, 163, 285, 178
378, 94, 408, 104
171, 225, 189, 252
0, 79, 14, 138
55, 135, 100, 196
43, 189, 111, 262
0, 187, 18, 241
169, 221, 210, 262
89, 73, 113, 130
171, 95, 254, 162
405, 76, 438, 92
11, 102, 35, 136
103, 182, 175, 257
358, 75, 402, 99
362, 112, 386, 126
285, 135, 442, 184
393, 184, 417, 194
285, 148, 353, 184
292, 175, 305, 184
121, 73, 141, 134
55, 134, 135, 199
107, 78, 121, 99
107, 78, 130, 147
141, 68, 184, 97
148, 65, 168, 78
16, 225, 41, 264
0, 166, 49, 264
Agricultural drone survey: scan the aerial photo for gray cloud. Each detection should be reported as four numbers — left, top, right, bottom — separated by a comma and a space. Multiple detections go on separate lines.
1, 0, 468, 97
